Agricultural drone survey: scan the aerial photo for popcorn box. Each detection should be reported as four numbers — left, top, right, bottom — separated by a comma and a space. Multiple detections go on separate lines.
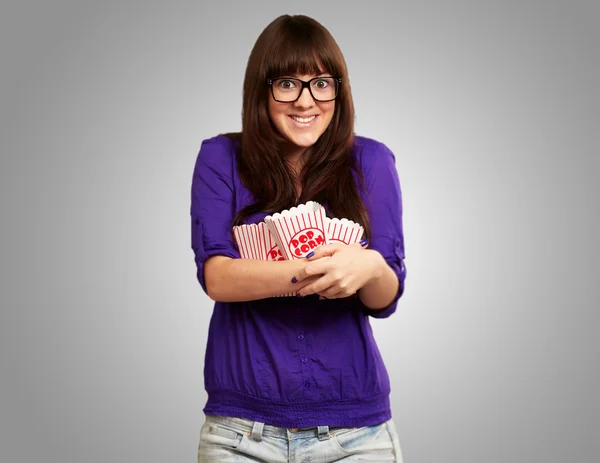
264, 201, 328, 260
325, 217, 364, 245
233, 222, 285, 261
232, 222, 293, 297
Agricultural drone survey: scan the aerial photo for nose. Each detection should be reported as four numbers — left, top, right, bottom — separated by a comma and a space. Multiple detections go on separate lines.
295, 86, 315, 107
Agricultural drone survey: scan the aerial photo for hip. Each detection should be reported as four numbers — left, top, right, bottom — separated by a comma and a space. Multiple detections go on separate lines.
197, 414, 404, 462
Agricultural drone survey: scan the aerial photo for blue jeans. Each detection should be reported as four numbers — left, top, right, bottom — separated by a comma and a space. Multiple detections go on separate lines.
197, 414, 404, 462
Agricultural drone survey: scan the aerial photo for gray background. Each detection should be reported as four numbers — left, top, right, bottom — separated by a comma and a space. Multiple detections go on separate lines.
1, 0, 598, 462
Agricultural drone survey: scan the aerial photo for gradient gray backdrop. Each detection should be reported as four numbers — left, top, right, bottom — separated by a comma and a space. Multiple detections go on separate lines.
1, 1, 598, 462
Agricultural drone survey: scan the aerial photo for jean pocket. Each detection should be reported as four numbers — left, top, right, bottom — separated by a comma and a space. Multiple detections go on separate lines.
199, 419, 246, 449
330, 422, 395, 458
330, 426, 369, 455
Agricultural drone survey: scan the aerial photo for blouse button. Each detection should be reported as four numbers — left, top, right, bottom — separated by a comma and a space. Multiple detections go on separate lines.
297, 334, 304, 340
301, 357, 307, 363
304, 380, 310, 388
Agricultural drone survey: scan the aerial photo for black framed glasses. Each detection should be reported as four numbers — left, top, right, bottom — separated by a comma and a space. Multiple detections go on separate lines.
267, 76, 342, 103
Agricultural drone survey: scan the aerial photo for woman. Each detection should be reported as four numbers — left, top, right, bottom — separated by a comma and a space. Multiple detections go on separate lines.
191, 14, 407, 462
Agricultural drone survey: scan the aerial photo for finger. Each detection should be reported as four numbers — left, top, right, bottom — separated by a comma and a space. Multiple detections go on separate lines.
353, 239, 369, 249
327, 289, 357, 299
292, 257, 333, 284
308, 240, 368, 261
292, 261, 313, 283
317, 286, 339, 299
292, 269, 321, 285
297, 274, 338, 297
318, 276, 359, 299
318, 284, 348, 299
315, 283, 337, 299
306, 243, 346, 260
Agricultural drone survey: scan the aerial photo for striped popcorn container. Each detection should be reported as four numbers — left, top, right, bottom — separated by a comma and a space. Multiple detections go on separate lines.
325, 217, 364, 245
264, 201, 328, 260
232, 222, 292, 297
232, 222, 285, 261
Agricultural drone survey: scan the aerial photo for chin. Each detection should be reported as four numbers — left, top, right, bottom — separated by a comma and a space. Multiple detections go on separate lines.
287, 132, 322, 148
292, 138, 318, 148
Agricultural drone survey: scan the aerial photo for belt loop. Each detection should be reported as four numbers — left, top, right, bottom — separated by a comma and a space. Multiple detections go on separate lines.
251, 421, 264, 442
317, 425, 330, 441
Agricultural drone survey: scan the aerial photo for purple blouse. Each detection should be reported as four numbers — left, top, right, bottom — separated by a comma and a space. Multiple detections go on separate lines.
190, 134, 406, 428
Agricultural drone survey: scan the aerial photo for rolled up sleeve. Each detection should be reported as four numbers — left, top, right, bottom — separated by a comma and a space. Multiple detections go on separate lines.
190, 137, 240, 295
360, 142, 407, 319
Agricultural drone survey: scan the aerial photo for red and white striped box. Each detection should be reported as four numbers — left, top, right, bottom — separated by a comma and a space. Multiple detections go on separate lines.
233, 222, 285, 261
232, 222, 293, 297
325, 217, 364, 245
264, 201, 328, 260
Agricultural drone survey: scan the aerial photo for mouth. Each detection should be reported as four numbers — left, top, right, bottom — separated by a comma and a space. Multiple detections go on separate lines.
289, 115, 318, 127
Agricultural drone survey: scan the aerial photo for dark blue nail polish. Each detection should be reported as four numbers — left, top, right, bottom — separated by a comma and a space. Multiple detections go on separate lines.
306, 251, 314, 259
291, 277, 297, 283
296, 293, 303, 298
360, 239, 369, 247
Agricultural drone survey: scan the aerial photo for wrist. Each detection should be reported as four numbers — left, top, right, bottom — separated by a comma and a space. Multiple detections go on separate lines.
366, 249, 386, 284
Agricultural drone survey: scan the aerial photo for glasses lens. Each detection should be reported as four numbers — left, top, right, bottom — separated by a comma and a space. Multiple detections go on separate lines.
310, 77, 337, 101
272, 79, 300, 102
272, 78, 338, 102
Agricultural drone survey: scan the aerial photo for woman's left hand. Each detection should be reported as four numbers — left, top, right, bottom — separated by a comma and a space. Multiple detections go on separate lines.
292, 242, 383, 299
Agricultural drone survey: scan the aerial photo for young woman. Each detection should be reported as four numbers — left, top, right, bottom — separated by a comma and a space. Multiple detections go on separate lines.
191, 14, 407, 462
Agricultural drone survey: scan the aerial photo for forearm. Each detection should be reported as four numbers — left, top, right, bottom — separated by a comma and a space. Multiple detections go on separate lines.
357, 251, 400, 310
205, 256, 307, 302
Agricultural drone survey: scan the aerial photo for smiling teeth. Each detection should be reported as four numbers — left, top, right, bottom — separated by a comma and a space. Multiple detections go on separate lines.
291, 115, 316, 123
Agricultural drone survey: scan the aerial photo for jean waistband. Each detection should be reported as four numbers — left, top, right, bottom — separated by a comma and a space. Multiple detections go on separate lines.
205, 414, 350, 441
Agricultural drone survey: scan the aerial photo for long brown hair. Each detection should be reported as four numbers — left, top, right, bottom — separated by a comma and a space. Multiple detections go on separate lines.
224, 15, 371, 240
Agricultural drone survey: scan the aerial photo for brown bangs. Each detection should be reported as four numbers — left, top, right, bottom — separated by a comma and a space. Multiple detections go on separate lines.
265, 25, 340, 79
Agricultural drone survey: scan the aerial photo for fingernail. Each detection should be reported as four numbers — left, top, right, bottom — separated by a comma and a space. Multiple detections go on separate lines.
291, 277, 297, 283
360, 239, 369, 247
306, 251, 314, 259
296, 293, 303, 298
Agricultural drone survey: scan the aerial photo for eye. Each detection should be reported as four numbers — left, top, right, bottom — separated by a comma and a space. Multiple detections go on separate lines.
314, 79, 329, 88
277, 79, 296, 89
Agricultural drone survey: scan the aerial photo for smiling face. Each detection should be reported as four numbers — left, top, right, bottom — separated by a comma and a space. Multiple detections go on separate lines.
268, 73, 336, 158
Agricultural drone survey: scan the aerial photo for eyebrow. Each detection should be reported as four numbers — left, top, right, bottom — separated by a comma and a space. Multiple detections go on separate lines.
278, 74, 333, 79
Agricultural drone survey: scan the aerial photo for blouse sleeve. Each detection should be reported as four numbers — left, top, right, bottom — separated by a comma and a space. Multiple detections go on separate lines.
190, 137, 240, 295
360, 141, 407, 319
